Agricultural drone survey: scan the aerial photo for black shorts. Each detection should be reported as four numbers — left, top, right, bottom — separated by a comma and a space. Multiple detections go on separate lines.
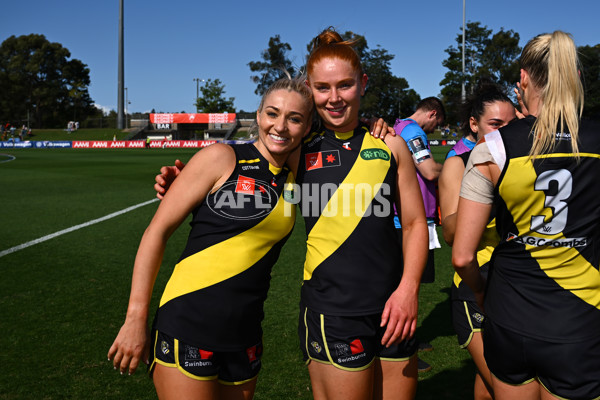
298, 305, 417, 371
484, 318, 600, 400
149, 330, 263, 385
451, 300, 485, 348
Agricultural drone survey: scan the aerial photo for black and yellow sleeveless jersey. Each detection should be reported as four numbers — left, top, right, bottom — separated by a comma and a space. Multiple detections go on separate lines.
154, 143, 296, 351
451, 151, 499, 301
486, 116, 600, 342
296, 124, 401, 316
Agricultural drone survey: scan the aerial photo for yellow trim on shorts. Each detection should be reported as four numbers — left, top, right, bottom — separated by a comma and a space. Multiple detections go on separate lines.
150, 331, 259, 385
303, 307, 311, 366
491, 349, 600, 400
491, 371, 536, 387
218, 375, 258, 386
460, 301, 478, 349
149, 330, 177, 374
319, 314, 373, 372
148, 330, 161, 375
538, 379, 570, 400
538, 376, 600, 400
378, 352, 415, 363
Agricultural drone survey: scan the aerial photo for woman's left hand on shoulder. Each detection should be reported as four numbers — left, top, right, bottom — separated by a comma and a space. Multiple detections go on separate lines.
362, 117, 395, 139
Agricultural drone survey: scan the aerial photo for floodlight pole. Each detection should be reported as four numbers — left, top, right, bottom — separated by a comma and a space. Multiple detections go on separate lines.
125, 87, 129, 128
117, 0, 125, 129
461, 0, 466, 102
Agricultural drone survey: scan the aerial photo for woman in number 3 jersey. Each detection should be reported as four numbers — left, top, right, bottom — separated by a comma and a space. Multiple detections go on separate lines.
452, 31, 600, 400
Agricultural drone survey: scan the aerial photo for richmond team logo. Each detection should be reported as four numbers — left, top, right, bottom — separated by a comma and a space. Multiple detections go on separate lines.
161, 341, 170, 355
208, 176, 279, 220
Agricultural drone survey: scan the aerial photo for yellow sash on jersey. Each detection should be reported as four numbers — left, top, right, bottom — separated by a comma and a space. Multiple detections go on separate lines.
500, 155, 600, 309
303, 133, 391, 281
159, 172, 295, 307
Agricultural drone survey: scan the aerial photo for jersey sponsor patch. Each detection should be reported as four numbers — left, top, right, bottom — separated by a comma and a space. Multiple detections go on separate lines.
246, 343, 263, 364
199, 349, 214, 359
305, 150, 341, 171
183, 344, 214, 367
333, 341, 367, 364
360, 148, 390, 161
350, 339, 364, 354
235, 175, 256, 194
184, 344, 213, 360
334, 342, 351, 357
407, 136, 431, 163
506, 232, 587, 248
555, 132, 572, 141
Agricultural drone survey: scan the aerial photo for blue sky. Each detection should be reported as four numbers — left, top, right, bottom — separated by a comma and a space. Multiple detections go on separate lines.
2, 0, 598, 115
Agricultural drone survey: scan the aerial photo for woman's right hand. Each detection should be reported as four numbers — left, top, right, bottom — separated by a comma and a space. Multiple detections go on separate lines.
107, 317, 150, 375
154, 159, 186, 199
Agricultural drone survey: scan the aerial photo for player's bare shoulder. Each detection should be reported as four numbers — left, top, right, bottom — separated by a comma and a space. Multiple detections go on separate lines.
383, 134, 411, 163
187, 142, 235, 169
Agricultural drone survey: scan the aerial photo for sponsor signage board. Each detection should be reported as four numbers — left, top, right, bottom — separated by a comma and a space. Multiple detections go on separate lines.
149, 113, 236, 124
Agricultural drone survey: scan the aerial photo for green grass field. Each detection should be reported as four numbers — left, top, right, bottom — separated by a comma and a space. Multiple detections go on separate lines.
0, 146, 476, 399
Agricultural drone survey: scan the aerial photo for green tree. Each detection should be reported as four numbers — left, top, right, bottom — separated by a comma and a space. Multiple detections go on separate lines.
579, 44, 600, 119
440, 22, 520, 124
361, 46, 420, 123
248, 35, 294, 96
195, 79, 235, 113
0, 34, 94, 128
340, 32, 419, 123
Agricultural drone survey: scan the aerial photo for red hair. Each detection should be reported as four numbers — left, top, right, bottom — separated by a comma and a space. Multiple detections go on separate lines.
306, 27, 363, 78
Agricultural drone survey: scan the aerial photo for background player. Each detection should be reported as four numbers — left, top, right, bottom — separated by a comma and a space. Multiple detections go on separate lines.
438, 80, 516, 400
452, 31, 600, 400
392, 97, 445, 372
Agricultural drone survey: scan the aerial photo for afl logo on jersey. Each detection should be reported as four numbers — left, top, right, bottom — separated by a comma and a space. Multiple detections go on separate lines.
208, 175, 279, 220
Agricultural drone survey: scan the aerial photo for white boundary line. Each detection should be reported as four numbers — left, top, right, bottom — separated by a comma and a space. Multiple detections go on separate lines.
0, 153, 16, 163
0, 198, 159, 258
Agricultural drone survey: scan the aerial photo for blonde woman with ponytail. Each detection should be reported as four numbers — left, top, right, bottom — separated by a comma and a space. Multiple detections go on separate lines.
452, 31, 600, 400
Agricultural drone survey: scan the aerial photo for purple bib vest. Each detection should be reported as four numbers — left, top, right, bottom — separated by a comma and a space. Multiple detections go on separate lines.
450, 138, 472, 156
394, 119, 437, 220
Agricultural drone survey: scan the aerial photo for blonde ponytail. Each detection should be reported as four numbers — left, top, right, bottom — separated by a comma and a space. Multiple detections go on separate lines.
521, 31, 584, 158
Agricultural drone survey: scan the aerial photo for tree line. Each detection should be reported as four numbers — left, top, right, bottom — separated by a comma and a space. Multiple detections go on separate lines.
1, 27, 598, 129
